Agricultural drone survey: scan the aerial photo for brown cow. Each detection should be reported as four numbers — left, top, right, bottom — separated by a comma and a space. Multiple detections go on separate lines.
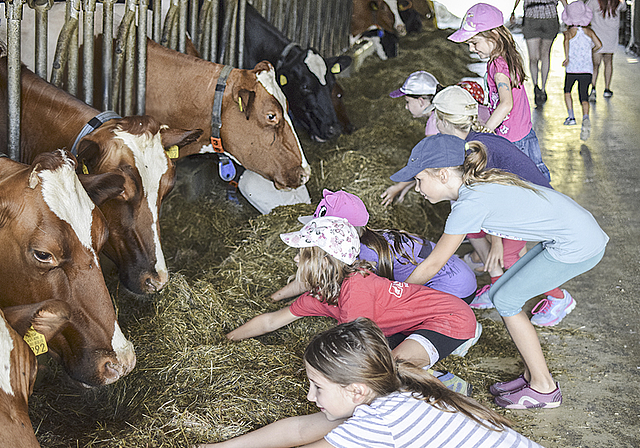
332, 83, 355, 135
0, 151, 136, 386
351, 0, 399, 59
0, 300, 70, 448
0, 58, 202, 295
144, 38, 310, 190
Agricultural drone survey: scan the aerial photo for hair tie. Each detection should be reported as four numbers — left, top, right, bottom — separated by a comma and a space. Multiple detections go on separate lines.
464, 142, 471, 152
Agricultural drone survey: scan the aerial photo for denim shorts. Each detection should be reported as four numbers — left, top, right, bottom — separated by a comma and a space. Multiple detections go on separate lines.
513, 128, 551, 182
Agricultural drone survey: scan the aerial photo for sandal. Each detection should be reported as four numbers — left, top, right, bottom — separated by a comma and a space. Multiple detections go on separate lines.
494, 383, 562, 409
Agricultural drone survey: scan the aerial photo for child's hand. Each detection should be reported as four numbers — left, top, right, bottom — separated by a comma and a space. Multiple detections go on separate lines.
484, 236, 504, 274
381, 181, 415, 206
562, 58, 569, 67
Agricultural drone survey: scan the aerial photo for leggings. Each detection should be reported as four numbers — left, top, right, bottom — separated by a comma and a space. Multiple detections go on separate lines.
488, 243, 605, 317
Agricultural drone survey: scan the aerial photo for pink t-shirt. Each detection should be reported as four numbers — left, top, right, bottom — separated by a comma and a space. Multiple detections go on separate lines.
487, 57, 532, 142
289, 272, 476, 340
425, 113, 438, 136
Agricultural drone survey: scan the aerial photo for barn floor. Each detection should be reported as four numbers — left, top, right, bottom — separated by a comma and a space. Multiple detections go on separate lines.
26, 26, 640, 448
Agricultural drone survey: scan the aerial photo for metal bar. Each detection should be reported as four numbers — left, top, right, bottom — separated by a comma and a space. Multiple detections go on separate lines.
82, 0, 97, 105
189, 0, 197, 43
152, 0, 161, 42
67, 0, 80, 96
112, 0, 135, 112
102, 0, 115, 111
197, 0, 211, 58
5, 0, 24, 161
237, 0, 245, 68
123, 18, 136, 116
178, 0, 187, 52
137, 0, 148, 114
31, 0, 53, 79
50, 0, 78, 88
209, 0, 218, 61
227, 0, 237, 66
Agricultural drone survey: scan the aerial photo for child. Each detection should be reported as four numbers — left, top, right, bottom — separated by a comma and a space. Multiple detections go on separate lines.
449, 3, 552, 182
561, 1, 602, 140
227, 216, 478, 392
197, 318, 544, 448
390, 133, 608, 408
382, 71, 444, 205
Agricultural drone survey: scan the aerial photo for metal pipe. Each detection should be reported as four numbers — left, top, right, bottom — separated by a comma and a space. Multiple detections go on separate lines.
67, 0, 80, 96
102, 0, 115, 111
123, 18, 135, 116
197, 0, 212, 58
227, 0, 237, 67
112, 0, 135, 112
29, 0, 53, 79
137, 0, 148, 114
152, 0, 161, 43
5, 0, 24, 161
189, 0, 197, 44
237, 0, 245, 68
161, 0, 178, 48
209, 0, 218, 61
50, 0, 78, 88
82, 0, 97, 105
178, 0, 187, 52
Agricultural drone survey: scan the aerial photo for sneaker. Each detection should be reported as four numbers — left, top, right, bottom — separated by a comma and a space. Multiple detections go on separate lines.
428, 369, 473, 396
469, 284, 495, 309
533, 85, 543, 106
530, 290, 576, 326
603, 89, 613, 98
588, 89, 596, 102
494, 383, 562, 409
563, 117, 577, 126
451, 322, 483, 357
462, 252, 485, 276
490, 374, 528, 396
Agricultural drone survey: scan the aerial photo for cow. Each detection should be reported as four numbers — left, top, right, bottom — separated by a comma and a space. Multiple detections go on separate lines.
0, 300, 70, 448
0, 58, 202, 295
332, 82, 355, 135
241, 3, 352, 142
351, 0, 399, 59
0, 151, 136, 387
144, 38, 310, 190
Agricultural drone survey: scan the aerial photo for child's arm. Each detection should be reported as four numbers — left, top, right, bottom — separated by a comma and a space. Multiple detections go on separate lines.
484, 235, 505, 273
381, 181, 416, 206
563, 30, 571, 67
226, 306, 301, 341
195, 412, 343, 448
404, 233, 466, 285
271, 279, 308, 302
483, 72, 513, 133
586, 27, 603, 53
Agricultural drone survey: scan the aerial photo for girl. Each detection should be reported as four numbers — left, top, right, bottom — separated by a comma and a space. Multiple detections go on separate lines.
198, 318, 543, 448
227, 216, 478, 390
390, 133, 608, 408
561, 1, 602, 141
449, 3, 552, 182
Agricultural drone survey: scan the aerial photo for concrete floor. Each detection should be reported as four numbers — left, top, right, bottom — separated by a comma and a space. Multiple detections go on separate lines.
491, 36, 640, 447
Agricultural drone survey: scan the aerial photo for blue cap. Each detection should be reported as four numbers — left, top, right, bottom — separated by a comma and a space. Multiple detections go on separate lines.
390, 134, 467, 182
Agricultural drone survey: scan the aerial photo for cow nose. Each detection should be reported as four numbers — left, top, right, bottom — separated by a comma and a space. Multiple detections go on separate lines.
396, 23, 407, 36
143, 271, 168, 294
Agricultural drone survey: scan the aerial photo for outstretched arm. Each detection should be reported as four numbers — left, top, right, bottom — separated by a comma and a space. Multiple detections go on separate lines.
226, 306, 301, 341
381, 181, 416, 206
195, 412, 342, 448
404, 233, 466, 285
271, 279, 308, 302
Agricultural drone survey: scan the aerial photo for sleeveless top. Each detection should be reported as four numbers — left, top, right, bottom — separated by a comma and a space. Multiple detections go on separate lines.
566, 27, 594, 74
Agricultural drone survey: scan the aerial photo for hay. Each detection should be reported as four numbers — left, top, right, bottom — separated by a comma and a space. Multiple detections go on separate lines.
27, 27, 552, 446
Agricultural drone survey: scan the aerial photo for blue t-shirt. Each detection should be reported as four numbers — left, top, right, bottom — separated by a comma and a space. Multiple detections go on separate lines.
466, 131, 552, 188
445, 183, 608, 263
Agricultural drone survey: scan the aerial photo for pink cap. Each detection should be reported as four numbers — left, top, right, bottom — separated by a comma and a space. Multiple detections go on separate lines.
561, 1, 593, 27
448, 3, 504, 43
298, 189, 370, 226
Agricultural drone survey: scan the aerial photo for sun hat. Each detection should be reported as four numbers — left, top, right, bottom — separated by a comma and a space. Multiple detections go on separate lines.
561, 1, 593, 27
457, 80, 485, 104
390, 134, 467, 182
280, 216, 360, 264
298, 189, 370, 226
433, 86, 479, 116
448, 3, 504, 43
389, 71, 439, 98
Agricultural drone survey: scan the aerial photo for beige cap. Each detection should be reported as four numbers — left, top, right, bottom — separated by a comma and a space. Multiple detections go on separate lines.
432, 85, 478, 116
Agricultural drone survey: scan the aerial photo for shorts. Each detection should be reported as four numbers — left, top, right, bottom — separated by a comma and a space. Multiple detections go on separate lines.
387, 329, 468, 368
464, 231, 527, 269
523, 17, 560, 40
512, 128, 551, 182
564, 73, 592, 103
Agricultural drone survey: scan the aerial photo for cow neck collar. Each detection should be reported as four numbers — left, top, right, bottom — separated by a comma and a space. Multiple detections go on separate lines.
210, 65, 239, 186
71, 111, 121, 156
276, 42, 300, 70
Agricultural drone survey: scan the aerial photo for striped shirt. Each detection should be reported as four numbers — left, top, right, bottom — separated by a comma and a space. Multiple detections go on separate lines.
523, 0, 560, 19
325, 392, 543, 448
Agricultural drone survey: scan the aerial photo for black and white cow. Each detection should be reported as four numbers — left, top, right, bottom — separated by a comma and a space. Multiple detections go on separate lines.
242, 3, 352, 142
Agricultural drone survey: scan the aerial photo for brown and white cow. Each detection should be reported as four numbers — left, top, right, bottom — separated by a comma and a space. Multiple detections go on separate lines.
351, 0, 399, 59
0, 151, 136, 387
0, 58, 202, 295
144, 38, 311, 190
0, 300, 71, 448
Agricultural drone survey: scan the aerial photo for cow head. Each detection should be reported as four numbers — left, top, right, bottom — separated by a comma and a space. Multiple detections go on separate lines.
0, 151, 136, 387
0, 301, 70, 448
221, 61, 311, 190
351, 0, 396, 37
332, 82, 355, 135
276, 47, 351, 142
76, 116, 202, 295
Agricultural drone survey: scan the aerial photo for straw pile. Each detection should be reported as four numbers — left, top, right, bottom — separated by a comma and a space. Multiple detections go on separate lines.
27, 26, 558, 446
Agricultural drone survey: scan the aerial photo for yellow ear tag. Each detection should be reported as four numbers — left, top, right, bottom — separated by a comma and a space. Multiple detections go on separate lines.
82, 161, 89, 175
280, 74, 288, 86
331, 63, 340, 74
165, 145, 179, 159
238, 97, 243, 112
24, 326, 48, 356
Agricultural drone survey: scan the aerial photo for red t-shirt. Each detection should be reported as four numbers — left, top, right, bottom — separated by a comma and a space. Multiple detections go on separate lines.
289, 272, 476, 340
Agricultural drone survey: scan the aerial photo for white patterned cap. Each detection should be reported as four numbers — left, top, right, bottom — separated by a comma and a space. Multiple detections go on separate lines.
280, 216, 360, 264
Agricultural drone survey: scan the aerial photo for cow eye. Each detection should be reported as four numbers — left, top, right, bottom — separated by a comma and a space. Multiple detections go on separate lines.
33, 250, 53, 263
266, 113, 278, 122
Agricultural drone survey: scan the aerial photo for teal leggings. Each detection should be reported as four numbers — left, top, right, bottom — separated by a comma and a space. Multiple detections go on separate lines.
489, 243, 605, 317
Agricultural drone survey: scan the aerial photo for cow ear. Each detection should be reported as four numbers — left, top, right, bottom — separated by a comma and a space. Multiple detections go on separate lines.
2, 300, 71, 340
237, 89, 256, 120
76, 138, 102, 175
78, 172, 126, 206
28, 163, 42, 189
326, 55, 352, 74
160, 127, 203, 158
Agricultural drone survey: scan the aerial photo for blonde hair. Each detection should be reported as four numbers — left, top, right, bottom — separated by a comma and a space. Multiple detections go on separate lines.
296, 246, 373, 306
304, 318, 513, 431
435, 109, 492, 134
477, 26, 527, 88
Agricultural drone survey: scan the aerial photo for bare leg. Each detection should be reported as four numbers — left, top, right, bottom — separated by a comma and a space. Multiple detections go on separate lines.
564, 92, 574, 116
469, 237, 504, 276
602, 53, 614, 90
580, 100, 589, 118
538, 38, 555, 91
526, 37, 542, 87
502, 312, 556, 393
392, 338, 432, 368
592, 52, 603, 89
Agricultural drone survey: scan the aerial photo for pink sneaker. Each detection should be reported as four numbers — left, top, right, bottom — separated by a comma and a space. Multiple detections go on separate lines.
469, 284, 494, 309
489, 375, 528, 396
494, 383, 562, 409
530, 290, 576, 327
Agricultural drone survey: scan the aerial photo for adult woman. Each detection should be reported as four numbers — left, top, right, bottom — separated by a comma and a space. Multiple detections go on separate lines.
585, 0, 627, 99
511, 0, 569, 106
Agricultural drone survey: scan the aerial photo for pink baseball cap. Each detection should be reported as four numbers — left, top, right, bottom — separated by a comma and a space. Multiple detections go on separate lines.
298, 189, 370, 226
561, 1, 593, 27
448, 3, 505, 43
280, 216, 360, 264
